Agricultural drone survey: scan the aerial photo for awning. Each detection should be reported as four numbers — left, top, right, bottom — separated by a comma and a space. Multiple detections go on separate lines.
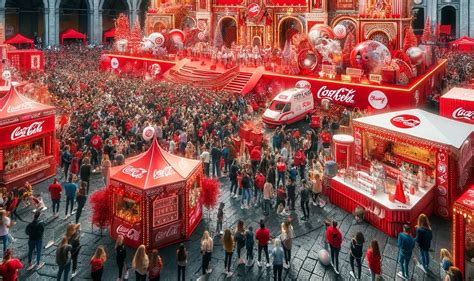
60, 28, 86, 45
5, 34, 34, 49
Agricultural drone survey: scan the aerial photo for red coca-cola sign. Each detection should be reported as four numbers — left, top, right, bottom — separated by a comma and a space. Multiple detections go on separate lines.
122, 166, 148, 179
390, 114, 421, 129
247, 3, 261, 18
116, 224, 141, 242
152, 221, 182, 248
452, 107, 474, 122
11, 121, 44, 141
316, 86, 356, 105
0, 116, 54, 146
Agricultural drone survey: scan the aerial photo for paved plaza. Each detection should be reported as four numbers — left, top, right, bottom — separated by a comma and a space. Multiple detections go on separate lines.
12, 173, 450, 281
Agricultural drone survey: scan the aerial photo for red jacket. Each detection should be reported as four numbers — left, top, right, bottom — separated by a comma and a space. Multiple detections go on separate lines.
366, 248, 381, 274
276, 162, 286, 172
0, 258, 23, 281
254, 174, 266, 191
326, 226, 342, 249
294, 150, 306, 167
48, 183, 62, 200
255, 227, 270, 246
321, 131, 331, 144
250, 147, 261, 161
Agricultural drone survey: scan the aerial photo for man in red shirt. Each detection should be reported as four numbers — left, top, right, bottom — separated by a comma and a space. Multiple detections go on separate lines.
320, 129, 331, 150
0, 249, 23, 281
276, 158, 286, 188
326, 220, 343, 274
48, 179, 62, 218
255, 220, 271, 268
254, 171, 265, 207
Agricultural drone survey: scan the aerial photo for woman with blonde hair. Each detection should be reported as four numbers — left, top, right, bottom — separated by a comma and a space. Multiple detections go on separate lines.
440, 248, 453, 279
101, 154, 111, 185
281, 220, 294, 269
271, 238, 284, 281
56, 236, 72, 281
415, 213, 433, 273
132, 244, 149, 281
90, 245, 107, 281
200, 230, 213, 275
222, 228, 235, 277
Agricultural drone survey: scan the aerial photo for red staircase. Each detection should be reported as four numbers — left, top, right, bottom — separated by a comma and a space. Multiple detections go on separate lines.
223, 72, 253, 94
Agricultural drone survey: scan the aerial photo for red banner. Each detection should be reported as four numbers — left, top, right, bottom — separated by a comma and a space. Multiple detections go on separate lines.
435, 149, 449, 218
0, 115, 55, 147
111, 219, 143, 248
151, 221, 183, 248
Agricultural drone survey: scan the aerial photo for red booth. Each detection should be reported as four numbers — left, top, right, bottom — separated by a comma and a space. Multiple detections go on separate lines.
449, 36, 474, 52
108, 138, 203, 249
103, 28, 115, 43
440, 87, 474, 124
328, 109, 474, 236
60, 29, 86, 45
453, 185, 474, 279
5, 34, 34, 49
332, 134, 354, 169
0, 85, 56, 190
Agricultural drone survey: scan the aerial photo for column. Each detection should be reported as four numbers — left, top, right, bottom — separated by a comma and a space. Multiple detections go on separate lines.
0, 8, 5, 43
470, 0, 474, 37
90, 3, 102, 43
43, 9, 49, 45
459, 0, 468, 37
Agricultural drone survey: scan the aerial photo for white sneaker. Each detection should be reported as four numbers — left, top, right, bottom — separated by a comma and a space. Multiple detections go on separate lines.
350, 271, 355, 279
36, 262, 45, 270
206, 268, 213, 274
27, 263, 36, 271
227, 271, 233, 277
257, 261, 262, 267
283, 263, 289, 269
241, 205, 245, 210
266, 262, 271, 268
313, 202, 318, 206
124, 270, 129, 279
397, 272, 407, 280
71, 271, 77, 278
417, 262, 427, 274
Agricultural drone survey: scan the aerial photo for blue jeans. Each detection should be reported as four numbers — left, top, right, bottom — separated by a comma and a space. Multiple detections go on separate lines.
57, 261, 71, 281
277, 172, 285, 188
399, 252, 411, 278
242, 188, 250, 205
420, 249, 429, 268
212, 160, 221, 177
28, 239, 43, 264
264, 199, 271, 215
0, 235, 9, 255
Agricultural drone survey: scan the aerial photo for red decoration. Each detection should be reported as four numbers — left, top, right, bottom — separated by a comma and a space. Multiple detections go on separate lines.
128, 19, 143, 54
114, 13, 130, 43
392, 50, 412, 68
201, 177, 220, 209
91, 188, 113, 232
343, 32, 355, 65
422, 16, 433, 44
403, 27, 417, 52
393, 176, 407, 204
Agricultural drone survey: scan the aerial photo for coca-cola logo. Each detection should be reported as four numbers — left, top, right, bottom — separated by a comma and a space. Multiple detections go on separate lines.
111, 58, 119, 69
295, 80, 311, 90
390, 114, 421, 129
153, 166, 174, 179
122, 166, 147, 179
368, 90, 388, 109
116, 225, 141, 241
155, 223, 180, 241
247, 3, 261, 18
452, 107, 474, 121
316, 86, 355, 105
7, 102, 36, 113
10, 121, 44, 141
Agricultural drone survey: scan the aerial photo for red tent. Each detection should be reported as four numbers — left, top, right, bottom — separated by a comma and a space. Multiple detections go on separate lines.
108, 138, 203, 249
103, 28, 115, 43
60, 28, 86, 45
449, 36, 474, 52
5, 34, 34, 49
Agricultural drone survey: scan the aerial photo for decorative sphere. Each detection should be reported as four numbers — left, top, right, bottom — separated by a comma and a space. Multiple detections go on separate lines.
333, 24, 347, 39
350, 40, 391, 74
318, 249, 331, 266
2, 70, 11, 81
147, 33, 165, 47
406, 46, 425, 66
308, 24, 335, 47
142, 126, 155, 141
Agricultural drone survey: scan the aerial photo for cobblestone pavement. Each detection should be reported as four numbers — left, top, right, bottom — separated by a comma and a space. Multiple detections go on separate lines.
13, 173, 450, 281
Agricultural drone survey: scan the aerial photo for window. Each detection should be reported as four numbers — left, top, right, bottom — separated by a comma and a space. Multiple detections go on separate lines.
115, 193, 141, 224
282, 103, 292, 113
269, 101, 287, 111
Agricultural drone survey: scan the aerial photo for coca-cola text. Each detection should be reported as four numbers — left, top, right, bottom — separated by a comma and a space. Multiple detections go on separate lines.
452, 107, 474, 121
10, 121, 44, 141
317, 86, 356, 104
122, 166, 147, 179
116, 225, 141, 241
153, 166, 174, 179
155, 223, 180, 241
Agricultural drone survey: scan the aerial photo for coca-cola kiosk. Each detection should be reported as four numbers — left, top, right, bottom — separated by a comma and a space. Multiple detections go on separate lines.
0, 85, 56, 190
108, 138, 203, 249
440, 87, 474, 124
328, 109, 473, 236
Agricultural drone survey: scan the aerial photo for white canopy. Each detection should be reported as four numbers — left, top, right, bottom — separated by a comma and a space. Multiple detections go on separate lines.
353, 109, 474, 149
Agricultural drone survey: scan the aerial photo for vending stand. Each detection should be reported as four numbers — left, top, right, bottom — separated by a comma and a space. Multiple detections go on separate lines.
440, 87, 474, 124
328, 109, 474, 236
0, 85, 56, 189
108, 138, 203, 249
453, 185, 474, 279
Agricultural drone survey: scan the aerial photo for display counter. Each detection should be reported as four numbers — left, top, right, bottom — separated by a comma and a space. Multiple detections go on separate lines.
328, 176, 435, 236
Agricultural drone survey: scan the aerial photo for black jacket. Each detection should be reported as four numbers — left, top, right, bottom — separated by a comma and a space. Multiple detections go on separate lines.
350, 238, 363, 258
26, 219, 45, 241
80, 164, 92, 180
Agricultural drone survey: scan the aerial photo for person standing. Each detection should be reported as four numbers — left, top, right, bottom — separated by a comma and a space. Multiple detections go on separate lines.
222, 228, 235, 277
61, 145, 72, 180
276, 158, 286, 188
101, 154, 111, 185
263, 181, 274, 216
271, 238, 284, 281
56, 237, 72, 281
48, 179, 62, 218
0, 249, 23, 281
245, 226, 255, 267
266, 162, 276, 191
229, 160, 239, 197
75, 184, 87, 224
234, 220, 246, 265
62, 175, 77, 218
115, 235, 128, 281
415, 214, 433, 273
326, 220, 342, 274
176, 244, 187, 281
132, 245, 149, 281
300, 180, 311, 220
200, 145, 211, 177
0, 210, 12, 256
439, 249, 453, 280
255, 220, 271, 268
254, 171, 265, 207
241, 171, 251, 209
90, 245, 107, 281
445, 266, 463, 281
216, 202, 225, 236
26, 211, 45, 271
210, 144, 222, 178
66, 224, 81, 278
397, 224, 415, 280
311, 173, 322, 206
349, 232, 365, 280
286, 178, 296, 211
281, 220, 294, 269
79, 158, 92, 194
366, 240, 382, 281
200, 230, 213, 275
148, 249, 163, 281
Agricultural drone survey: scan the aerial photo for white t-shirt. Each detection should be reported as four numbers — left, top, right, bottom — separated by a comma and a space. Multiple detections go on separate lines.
200, 151, 210, 163
0, 217, 10, 236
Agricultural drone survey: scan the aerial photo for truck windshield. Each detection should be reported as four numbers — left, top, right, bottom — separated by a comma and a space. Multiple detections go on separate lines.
269, 101, 287, 112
